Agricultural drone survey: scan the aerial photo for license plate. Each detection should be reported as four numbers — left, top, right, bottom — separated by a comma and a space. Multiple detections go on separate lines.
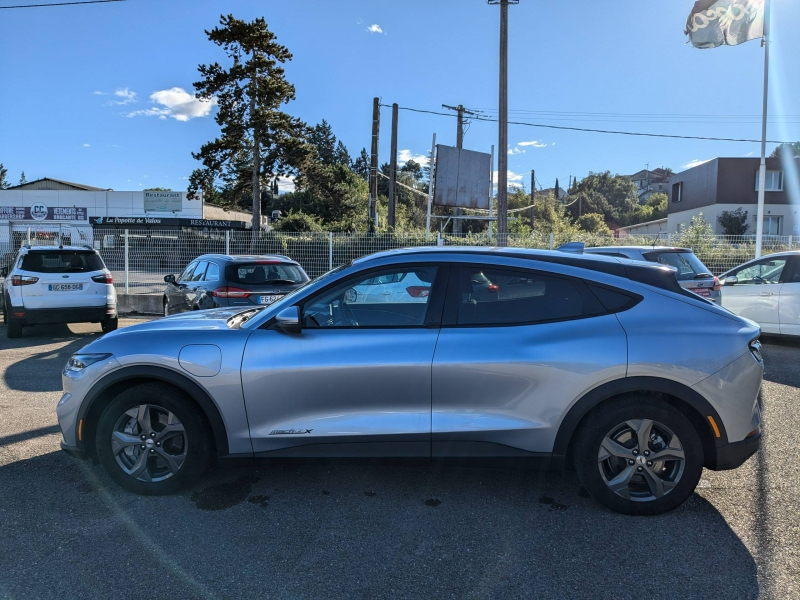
259, 295, 283, 305
691, 287, 711, 297
48, 283, 83, 291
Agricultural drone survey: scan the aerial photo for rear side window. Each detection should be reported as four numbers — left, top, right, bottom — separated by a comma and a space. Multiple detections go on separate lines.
642, 251, 711, 281
588, 284, 641, 312
226, 262, 307, 285
21, 251, 104, 273
455, 266, 602, 326
191, 261, 208, 282
205, 263, 220, 281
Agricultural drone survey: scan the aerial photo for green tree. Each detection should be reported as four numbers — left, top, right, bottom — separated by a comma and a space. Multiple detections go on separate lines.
19, 171, 27, 186
143, 187, 173, 192
717, 207, 749, 235
189, 14, 308, 242
0, 164, 9, 189
568, 171, 639, 226
352, 148, 370, 181
401, 159, 423, 181
577, 212, 611, 234
333, 140, 351, 166
273, 210, 324, 232
309, 120, 337, 165
770, 142, 800, 158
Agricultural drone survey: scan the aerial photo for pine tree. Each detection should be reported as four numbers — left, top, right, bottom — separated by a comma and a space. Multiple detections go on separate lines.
19, 171, 27, 186
309, 120, 337, 165
352, 148, 370, 181
189, 14, 308, 243
0, 163, 9, 189
554, 177, 560, 200
333, 140, 351, 166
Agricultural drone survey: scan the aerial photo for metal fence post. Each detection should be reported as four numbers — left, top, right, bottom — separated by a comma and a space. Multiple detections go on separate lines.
789, 235, 793, 250
328, 232, 333, 270
667, 233, 672, 246
27, 226, 31, 245
124, 228, 129, 294
437, 232, 443, 247
225, 230, 230, 255
549, 233, 554, 250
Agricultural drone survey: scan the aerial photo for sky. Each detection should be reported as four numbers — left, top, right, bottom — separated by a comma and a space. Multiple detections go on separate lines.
1, 0, 799, 193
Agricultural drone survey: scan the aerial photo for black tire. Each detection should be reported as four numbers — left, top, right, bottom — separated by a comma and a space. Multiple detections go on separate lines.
95, 382, 212, 495
6, 302, 22, 338
101, 317, 118, 333
163, 297, 169, 316
573, 395, 704, 516
2, 297, 7, 325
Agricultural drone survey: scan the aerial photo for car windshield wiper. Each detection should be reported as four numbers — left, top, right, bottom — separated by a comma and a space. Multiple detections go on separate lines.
262, 279, 297, 285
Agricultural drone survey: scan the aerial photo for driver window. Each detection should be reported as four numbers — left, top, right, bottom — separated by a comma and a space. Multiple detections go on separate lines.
732, 258, 786, 285
302, 267, 438, 328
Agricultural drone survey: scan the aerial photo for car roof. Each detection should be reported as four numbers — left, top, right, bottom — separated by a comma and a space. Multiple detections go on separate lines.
23, 245, 96, 253
198, 253, 298, 264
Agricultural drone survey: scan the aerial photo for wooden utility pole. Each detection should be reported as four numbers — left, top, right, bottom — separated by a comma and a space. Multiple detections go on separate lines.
388, 103, 399, 231
530, 169, 535, 231
442, 103, 477, 235
369, 97, 380, 233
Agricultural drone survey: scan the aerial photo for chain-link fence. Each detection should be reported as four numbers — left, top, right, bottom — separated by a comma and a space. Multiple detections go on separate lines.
3, 225, 798, 294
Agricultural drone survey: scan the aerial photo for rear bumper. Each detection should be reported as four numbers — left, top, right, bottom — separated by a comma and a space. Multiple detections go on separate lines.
13, 306, 116, 325
60, 440, 87, 460
710, 430, 761, 471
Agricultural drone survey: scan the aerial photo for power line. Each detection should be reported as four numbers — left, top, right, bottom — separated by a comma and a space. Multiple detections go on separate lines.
0, 0, 123, 8
380, 103, 792, 144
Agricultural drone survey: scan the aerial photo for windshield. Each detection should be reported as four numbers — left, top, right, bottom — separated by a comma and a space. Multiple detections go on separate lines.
225, 262, 308, 285
642, 251, 711, 281
21, 251, 105, 273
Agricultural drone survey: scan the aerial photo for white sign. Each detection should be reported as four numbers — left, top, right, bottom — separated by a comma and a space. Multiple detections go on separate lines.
144, 191, 182, 212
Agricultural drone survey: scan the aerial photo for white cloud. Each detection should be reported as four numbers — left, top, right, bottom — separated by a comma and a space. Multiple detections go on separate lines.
277, 176, 296, 193
493, 170, 525, 189
398, 149, 429, 167
682, 158, 712, 169
366, 24, 383, 34
517, 140, 547, 148
112, 88, 137, 105
82, 143, 91, 147
126, 87, 216, 122
508, 147, 525, 155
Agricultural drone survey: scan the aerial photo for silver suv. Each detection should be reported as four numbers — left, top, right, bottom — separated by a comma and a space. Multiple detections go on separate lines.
2, 245, 117, 338
56, 247, 762, 515
584, 246, 721, 302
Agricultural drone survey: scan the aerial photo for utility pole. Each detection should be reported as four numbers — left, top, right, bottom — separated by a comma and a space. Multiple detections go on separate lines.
530, 169, 535, 231
442, 103, 477, 235
388, 103, 399, 231
369, 97, 380, 234
489, 0, 517, 246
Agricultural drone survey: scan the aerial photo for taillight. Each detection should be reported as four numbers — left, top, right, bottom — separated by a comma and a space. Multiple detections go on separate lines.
212, 286, 251, 298
92, 273, 114, 284
488, 284, 499, 292
406, 286, 430, 298
712, 276, 721, 292
11, 275, 38, 286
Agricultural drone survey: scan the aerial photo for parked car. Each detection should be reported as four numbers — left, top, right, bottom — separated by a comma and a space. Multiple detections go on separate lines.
57, 247, 763, 516
2, 245, 117, 339
718, 250, 800, 336
583, 246, 721, 302
162, 254, 310, 316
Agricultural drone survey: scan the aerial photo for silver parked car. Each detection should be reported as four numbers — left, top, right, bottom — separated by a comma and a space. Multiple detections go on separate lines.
583, 246, 721, 302
57, 247, 763, 515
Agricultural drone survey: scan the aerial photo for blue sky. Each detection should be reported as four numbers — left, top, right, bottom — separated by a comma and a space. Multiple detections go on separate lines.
1, 0, 798, 192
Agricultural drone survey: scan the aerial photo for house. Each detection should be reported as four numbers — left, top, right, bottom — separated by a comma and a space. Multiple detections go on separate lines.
535, 186, 568, 202
628, 168, 671, 203
9, 177, 111, 192
667, 157, 800, 236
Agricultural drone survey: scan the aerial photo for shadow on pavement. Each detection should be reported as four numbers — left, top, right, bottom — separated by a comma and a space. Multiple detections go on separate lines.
761, 337, 800, 387
0, 451, 759, 599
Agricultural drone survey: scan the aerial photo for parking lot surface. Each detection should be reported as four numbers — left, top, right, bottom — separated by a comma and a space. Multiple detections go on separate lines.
1, 318, 798, 599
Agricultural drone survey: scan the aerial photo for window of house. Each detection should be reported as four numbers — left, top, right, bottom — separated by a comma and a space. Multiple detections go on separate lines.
755, 170, 783, 191
760, 215, 782, 236
672, 182, 682, 203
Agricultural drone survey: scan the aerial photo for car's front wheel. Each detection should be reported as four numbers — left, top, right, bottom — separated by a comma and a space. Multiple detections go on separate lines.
573, 395, 704, 516
95, 383, 212, 494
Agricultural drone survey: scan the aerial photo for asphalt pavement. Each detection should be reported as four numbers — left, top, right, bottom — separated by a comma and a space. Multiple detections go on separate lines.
0, 318, 798, 599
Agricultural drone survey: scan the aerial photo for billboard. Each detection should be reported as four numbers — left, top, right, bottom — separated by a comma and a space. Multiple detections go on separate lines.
144, 191, 183, 212
433, 145, 491, 210
0, 204, 87, 221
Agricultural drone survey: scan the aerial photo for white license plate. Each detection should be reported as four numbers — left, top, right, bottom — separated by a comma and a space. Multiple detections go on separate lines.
259, 295, 283, 305
691, 287, 711, 297
49, 283, 83, 291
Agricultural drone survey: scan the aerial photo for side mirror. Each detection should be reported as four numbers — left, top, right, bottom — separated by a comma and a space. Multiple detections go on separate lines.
722, 275, 738, 286
164, 274, 176, 284
275, 306, 301, 334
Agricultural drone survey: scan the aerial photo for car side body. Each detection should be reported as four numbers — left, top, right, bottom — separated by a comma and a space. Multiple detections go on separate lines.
57, 247, 763, 514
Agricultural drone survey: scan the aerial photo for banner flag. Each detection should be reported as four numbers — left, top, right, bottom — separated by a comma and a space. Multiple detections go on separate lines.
685, 0, 765, 49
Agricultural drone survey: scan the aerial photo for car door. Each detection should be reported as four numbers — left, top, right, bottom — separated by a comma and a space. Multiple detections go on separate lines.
720, 256, 787, 334
779, 255, 800, 336
169, 261, 197, 313
431, 263, 628, 458
240, 264, 448, 457
184, 261, 208, 310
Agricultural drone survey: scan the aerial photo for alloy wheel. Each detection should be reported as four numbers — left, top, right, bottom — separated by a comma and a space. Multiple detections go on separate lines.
597, 419, 685, 502
111, 404, 187, 482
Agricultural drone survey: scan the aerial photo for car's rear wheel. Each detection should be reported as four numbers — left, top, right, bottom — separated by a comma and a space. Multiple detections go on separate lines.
573, 395, 703, 516
95, 382, 212, 494
101, 317, 118, 333
163, 297, 170, 316
6, 300, 22, 339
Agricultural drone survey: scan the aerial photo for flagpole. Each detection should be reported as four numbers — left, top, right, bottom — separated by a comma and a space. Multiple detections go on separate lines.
755, 0, 771, 258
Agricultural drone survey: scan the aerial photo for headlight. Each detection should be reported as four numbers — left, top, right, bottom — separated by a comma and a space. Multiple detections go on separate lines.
65, 353, 112, 373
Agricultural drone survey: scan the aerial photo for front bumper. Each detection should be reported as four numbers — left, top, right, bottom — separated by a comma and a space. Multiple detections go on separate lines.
13, 306, 116, 325
60, 440, 87, 460
710, 429, 761, 471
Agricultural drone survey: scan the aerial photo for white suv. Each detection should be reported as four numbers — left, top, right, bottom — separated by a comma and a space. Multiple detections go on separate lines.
1, 245, 117, 339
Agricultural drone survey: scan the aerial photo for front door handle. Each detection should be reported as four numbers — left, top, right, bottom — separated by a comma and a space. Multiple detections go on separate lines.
760, 292, 773, 296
